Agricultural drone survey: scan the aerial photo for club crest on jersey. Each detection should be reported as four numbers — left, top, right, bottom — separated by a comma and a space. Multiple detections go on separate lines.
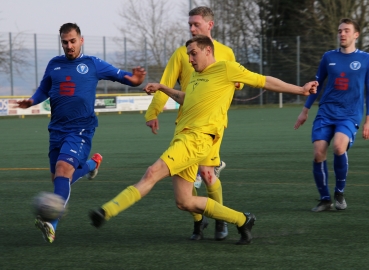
76, 63, 89, 74
350, 61, 361, 70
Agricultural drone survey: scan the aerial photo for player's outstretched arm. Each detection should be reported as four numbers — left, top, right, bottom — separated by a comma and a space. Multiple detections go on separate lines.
294, 107, 309, 130
146, 119, 159, 135
143, 83, 185, 105
264, 76, 318, 96
124, 66, 146, 86
15, 99, 34, 109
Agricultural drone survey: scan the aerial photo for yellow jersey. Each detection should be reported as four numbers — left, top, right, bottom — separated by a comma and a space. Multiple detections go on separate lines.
145, 40, 237, 122
174, 61, 266, 141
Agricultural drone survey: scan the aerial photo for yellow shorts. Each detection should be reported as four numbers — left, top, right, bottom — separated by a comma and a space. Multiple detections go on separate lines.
160, 130, 213, 182
199, 128, 224, 167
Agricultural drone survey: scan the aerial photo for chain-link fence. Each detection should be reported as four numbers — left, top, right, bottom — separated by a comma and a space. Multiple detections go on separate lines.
0, 31, 335, 105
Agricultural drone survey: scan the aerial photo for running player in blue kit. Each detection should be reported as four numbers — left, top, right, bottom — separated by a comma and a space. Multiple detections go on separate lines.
294, 18, 369, 212
16, 23, 146, 243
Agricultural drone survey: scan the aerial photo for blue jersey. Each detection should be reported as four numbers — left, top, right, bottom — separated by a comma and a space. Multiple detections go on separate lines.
31, 54, 134, 131
305, 49, 369, 125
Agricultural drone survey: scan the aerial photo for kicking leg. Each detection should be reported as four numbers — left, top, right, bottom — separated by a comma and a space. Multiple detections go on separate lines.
172, 175, 256, 245
89, 158, 170, 227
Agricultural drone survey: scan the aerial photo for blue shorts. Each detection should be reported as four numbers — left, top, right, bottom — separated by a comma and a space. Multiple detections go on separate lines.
49, 129, 95, 174
311, 117, 359, 149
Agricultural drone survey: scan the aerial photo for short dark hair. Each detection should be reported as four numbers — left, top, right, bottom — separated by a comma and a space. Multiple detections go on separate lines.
185, 35, 214, 56
189, 6, 214, 21
340, 18, 360, 33
59, 23, 81, 36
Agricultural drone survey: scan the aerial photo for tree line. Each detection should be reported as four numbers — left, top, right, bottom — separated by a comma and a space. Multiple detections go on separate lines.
112, 0, 369, 103
2, 0, 369, 102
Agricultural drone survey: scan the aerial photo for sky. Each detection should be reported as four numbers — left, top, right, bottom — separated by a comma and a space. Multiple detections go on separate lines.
0, 0, 187, 37
0, 0, 193, 96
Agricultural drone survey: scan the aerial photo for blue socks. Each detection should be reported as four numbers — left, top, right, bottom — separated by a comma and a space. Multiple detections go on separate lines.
334, 153, 348, 193
313, 153, 349, 200
86, 159, 97, 171
49, 159, 98, 230
71, 163, 91, 184
313, 160, 330, 200
50, 176, 70, 230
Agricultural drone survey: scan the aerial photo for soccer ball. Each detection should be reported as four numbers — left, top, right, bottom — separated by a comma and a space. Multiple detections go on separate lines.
32, 192, 65, 220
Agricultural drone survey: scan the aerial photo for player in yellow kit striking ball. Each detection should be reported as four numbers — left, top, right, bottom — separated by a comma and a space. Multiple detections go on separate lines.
89, 35, 318, 245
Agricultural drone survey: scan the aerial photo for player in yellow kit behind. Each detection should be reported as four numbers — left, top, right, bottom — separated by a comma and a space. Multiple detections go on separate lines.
145, 6, 242, 241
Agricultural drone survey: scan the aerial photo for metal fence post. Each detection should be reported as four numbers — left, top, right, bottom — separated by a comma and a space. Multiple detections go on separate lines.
259, 36, 263, 106
58, 34, 61, 55
34, 33, 38, 91
124, 37, 128, 93
9, 32, 14, 96
164, 37, 166, 65
144, 37, 148, 85
103, 36, 107, 93
81, 35, 84, 55
296, 36, 300, 103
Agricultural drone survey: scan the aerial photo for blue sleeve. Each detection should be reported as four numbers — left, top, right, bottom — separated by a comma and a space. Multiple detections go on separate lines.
304, 53, 328, 109
31, 63, 52, 105
366, 59, 369, 116
92, 57, 135, 86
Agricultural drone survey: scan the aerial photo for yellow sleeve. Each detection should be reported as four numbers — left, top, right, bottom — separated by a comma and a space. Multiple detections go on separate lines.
145, 47, 184, 122
226, 61, 266, 88
144, 91, 169, 122
213, 40, 244, 90
225, 46, 245, 90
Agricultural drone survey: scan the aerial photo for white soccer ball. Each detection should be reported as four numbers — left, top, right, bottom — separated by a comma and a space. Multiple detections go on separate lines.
33, 192, 65, 220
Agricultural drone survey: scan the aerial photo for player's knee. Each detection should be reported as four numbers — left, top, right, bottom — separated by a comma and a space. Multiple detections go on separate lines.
333, 145, 347, 155
55, 154, 79, 178
55, 160, 75, 178
141, 166, 162, 188
175, 199, 192, 211
144, 165, 159, 181
314, 150, 326, 162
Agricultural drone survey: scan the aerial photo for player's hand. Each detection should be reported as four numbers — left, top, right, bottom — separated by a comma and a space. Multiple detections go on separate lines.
146, 119, 159, 134
124, 66, 146, 86
302, 81, 318, 96
294, 108, 309, 130
143, 83, 161, 95
362, 121, 369, 140
15, 99, 33, 109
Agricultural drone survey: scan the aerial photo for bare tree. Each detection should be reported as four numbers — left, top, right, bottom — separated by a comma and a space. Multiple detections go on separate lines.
289, 0, 369, 83
0, 36, 6, 69
190, 0, 261, 64
252, 0, 369, 104
0, 32, 29, 76
212, 0, 261, 64
353, 0, 369, 49
113, 0, 188, 82
309, 0, 369, 50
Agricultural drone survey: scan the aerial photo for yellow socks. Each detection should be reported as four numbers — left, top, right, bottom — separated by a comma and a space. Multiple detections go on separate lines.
191, 185, 202, 222
206, 178, 223, 205
191, 178, 223, 222
204, 198, 246, 227
102, 185, 141, 220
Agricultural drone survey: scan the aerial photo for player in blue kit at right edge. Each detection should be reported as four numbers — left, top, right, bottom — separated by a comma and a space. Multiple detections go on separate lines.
16, 23, 146, 243
294, 18, 369, 212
